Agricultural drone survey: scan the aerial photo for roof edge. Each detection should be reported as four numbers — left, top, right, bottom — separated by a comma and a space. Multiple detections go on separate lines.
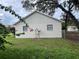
13, 10, 64, 25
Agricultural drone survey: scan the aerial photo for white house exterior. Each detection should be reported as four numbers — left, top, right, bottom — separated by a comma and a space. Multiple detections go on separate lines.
13, 11, 62, 38
67, 26, 78, 32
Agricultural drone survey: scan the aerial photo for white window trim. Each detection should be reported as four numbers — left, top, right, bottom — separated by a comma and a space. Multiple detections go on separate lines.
47, 24, 53, 31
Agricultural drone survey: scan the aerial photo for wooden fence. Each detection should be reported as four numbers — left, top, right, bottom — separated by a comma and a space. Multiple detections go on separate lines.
65, 32, 79, 41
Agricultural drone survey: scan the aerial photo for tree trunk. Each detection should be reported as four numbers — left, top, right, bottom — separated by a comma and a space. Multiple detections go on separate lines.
58, 4, 79, 29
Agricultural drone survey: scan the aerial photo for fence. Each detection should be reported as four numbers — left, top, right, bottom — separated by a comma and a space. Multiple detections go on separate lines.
65, 31, 79, 41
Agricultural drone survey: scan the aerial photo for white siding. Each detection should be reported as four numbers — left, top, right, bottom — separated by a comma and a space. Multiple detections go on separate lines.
14, 12, 62, 38
67, 26, 78, 32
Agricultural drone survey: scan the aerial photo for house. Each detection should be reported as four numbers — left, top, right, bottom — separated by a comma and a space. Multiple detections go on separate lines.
13, 11, 63, 38
67, 26, 78, 32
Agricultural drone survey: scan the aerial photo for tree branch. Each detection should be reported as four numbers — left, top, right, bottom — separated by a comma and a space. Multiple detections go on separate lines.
58, 4, 79, 29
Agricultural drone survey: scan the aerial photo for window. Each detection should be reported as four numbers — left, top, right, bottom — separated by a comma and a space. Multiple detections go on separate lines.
23, 26, 27, 31
47, 24, 53, 31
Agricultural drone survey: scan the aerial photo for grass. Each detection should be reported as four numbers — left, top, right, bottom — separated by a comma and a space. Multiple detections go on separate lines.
0, 36, 79, 59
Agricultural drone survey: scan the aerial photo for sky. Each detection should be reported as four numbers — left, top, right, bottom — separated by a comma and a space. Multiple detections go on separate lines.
0, 0, 78, 25
0, 0, 29, 25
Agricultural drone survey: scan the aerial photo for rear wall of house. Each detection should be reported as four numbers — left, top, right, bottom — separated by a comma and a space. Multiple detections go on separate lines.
14, 12, 62, 38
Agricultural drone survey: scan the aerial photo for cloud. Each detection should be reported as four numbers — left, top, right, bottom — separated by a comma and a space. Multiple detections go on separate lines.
0, 0, 70, 25
0, 13, 4, 16
0, 0, 29, 25
0, 0, 63, 25
53, 8, 63, 19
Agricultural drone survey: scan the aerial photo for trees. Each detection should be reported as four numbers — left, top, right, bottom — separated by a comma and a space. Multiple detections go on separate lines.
22, 0, 79, 29
0, 4, 28, 50
0, 24, 9, 50
22, 0, 58, 15
0, 24, 12, 50
70, 0, 79, 9
0, 4, 27, 25
58, 0, 79, 30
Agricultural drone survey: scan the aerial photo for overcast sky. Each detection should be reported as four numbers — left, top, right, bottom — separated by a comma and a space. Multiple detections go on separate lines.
0, 0, 78, 25
0, 0, 29, 25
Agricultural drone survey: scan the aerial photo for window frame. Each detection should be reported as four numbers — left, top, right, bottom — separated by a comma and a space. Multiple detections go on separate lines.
23, 26, 27, 32
47, 24, 53, 31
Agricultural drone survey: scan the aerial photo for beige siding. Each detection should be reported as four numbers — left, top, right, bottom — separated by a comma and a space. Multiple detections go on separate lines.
14, 12, 62, 38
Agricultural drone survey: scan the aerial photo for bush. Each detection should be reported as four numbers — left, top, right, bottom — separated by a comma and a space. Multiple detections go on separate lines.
0, 24, 11, 50
0, 36, 13, 50
0, 36, 6, 50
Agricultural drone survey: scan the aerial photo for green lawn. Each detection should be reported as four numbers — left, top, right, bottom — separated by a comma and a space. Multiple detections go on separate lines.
6, 37, 79, 50
0, 37, 79, 59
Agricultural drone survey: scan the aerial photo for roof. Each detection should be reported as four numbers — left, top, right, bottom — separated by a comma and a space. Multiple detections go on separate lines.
14, 10, 63, 25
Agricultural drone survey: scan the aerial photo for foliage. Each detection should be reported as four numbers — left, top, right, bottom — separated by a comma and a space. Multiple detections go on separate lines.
0, 36, 6, 50
0, 24, 9, 38
0, 24, 7, 50
22, 0, 58, 15
0, 3, 29, 49
0, 24, 12, 50
0, 4, 28, 27
0, 48, 79, 59
22, 0, 79, 29
0, 38, 79, 59
9, 27, 15, 35
15, 32, 25, 36
70, 0, 79, 10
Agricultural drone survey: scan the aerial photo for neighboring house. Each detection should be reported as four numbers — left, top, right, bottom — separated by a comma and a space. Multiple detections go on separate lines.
67, 26, 78, 32
13, 11, 63, 38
